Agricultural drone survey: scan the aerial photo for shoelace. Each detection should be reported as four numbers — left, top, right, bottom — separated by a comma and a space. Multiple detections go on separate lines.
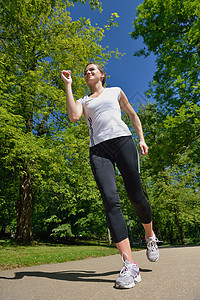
120, 253, 139, 277
147, 238, 159, 251
120, 263, 139, 278
120, 264, 129, 276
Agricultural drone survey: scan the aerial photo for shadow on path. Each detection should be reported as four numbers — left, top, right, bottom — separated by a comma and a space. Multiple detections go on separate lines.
0, 268, 152, 283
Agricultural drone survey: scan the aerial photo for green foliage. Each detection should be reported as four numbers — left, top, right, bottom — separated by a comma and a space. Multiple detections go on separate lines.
132, 100, 199, 244
104, 12, 120, 30
51, 223, 74, 238
70, 0, 102, 12
130, 1, 200, 244
151, 159, 199, 243
1, 0, 199, 246
0, 0, 120, 242
137, 102, 200, 172
134, 102, 199, 244
131, 0, 200, 112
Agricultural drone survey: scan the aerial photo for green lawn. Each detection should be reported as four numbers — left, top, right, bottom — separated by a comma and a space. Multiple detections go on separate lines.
0, 240, 122, 270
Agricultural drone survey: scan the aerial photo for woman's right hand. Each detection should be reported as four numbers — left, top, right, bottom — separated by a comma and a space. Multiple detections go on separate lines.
61, 70, 72, 85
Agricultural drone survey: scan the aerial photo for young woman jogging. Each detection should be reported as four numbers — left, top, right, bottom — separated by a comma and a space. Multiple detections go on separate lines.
61, 63, 159, 289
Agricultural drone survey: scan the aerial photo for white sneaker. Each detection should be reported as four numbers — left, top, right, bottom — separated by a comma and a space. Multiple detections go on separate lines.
115, 253, 141, 289
146, 233, 159, 262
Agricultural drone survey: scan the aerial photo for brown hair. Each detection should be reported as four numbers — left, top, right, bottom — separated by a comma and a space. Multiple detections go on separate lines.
84, 63, 106, 86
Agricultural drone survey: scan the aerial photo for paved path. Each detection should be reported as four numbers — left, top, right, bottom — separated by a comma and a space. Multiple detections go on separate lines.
0, 246, 199, 300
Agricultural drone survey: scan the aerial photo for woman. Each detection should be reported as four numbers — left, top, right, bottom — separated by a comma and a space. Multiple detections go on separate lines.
61, 63, 159, 289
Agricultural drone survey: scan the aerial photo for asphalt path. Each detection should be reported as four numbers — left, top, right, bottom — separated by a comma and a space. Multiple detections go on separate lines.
0, 245, 199, 300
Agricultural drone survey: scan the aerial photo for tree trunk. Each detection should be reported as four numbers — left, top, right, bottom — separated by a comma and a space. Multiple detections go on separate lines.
0, 226, 6, 238
16, 169, 33, 244
174, 206, 186, 245
198, 223, 200, 236
169, 224, 174, 244
107, 228, 112, 245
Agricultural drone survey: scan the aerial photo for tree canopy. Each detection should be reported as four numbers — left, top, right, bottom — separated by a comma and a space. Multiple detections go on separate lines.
130, 0, 200, 244
131, 0, 200, 165
0, 0, 199, 245
131, 0, 200, 111
0, 0, 120, 243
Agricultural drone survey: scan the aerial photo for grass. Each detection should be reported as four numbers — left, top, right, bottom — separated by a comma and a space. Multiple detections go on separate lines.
1, 238, 198, 271
0, 239, 124, 271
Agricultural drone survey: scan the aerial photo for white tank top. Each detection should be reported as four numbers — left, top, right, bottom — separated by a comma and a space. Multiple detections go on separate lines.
77, 87, 131, 147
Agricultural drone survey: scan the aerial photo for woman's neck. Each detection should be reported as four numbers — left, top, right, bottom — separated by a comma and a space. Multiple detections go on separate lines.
89, 83, 104, 98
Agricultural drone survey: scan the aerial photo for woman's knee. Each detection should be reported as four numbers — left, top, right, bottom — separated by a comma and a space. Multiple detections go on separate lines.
102, 189, 121, 212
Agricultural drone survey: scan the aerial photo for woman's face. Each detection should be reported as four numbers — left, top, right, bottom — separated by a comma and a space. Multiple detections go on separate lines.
84, 64, 104, 86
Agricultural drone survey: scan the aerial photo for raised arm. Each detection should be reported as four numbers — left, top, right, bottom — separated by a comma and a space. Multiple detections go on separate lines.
119, 89, 148, 155
61, 70, 83, 122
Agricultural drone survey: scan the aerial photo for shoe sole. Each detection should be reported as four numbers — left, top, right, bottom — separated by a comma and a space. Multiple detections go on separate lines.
114, 274, 142, 289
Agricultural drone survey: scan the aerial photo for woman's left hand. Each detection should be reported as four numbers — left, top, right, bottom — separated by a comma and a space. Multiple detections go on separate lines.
139, 141, 149, 155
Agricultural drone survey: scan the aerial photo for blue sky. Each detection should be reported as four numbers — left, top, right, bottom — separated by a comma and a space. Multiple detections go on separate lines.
69, 0, 156, 107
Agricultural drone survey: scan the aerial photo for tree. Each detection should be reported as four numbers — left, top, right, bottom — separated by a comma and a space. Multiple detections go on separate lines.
135, 102, 200, 175
131, 0, 200, 111
0, 0, 120, 243
150, 154, 199, 244
131, 0, 200, 167
128, 1, 200, 243
133, 101, 199, 243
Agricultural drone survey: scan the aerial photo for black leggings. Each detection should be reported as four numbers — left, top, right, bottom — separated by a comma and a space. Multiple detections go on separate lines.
89, 136, 152, 243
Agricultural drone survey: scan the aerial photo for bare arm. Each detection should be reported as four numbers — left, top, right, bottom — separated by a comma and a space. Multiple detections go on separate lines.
119, 89, 148, 155
61, 70, 83, 122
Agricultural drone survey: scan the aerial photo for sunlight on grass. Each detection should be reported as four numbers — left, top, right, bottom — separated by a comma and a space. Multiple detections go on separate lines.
0, 241, 120, 270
